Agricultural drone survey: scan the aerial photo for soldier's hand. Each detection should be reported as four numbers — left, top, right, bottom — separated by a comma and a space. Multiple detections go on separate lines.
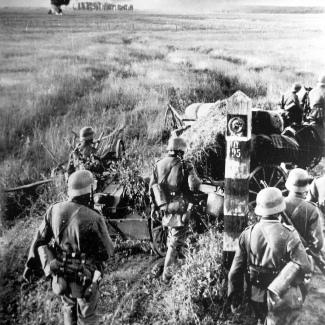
49, 259, 64, 274
23, 267, 33, 283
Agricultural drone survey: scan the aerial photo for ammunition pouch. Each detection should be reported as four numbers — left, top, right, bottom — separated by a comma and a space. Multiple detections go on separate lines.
249, 265, 279, 289
55, 251, 96, 298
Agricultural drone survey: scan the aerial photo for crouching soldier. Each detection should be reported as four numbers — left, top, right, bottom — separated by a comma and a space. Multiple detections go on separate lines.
149, 137, 201, 283
23, 170, 114, 325
66, 126, 104, 184
228, 187, 313, 325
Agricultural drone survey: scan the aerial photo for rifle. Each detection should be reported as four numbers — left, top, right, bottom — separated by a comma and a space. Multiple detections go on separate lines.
260, 180, 325, 275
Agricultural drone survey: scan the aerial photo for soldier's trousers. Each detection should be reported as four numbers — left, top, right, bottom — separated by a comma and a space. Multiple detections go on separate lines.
62, 289, 99, 325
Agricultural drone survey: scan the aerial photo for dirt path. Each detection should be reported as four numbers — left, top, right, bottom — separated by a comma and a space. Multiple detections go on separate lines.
97, 249, 165, 325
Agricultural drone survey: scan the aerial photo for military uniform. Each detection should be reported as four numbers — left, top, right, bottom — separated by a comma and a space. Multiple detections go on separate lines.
228, 217, 312, 325
67, 143, 104, 181
306, 85, 325, 126
282, 89, 303, 125
24, 200, 114, 325
284, 192, 324, 254
149, 153, 197, 252
307, 175, 325, 234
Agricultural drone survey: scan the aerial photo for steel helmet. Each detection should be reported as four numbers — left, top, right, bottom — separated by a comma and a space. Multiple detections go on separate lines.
317, 74, 325, 85
285, 168, 309, 192
166, 137, 187, 152
79, 126, 94, 142
68, 170, 97, 197
290, 82, 302, 93
255, 187, 285, 216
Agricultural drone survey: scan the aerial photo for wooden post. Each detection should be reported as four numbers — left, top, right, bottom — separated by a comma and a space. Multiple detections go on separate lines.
223, 91, 252, 269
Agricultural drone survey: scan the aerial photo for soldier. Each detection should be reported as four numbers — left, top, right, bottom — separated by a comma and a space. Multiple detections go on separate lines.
66, 126, 104, 182
307, 174, 325, 234
23, 170, 114, 325
149, 137, 201, 283
284, 168, 324, 255
305, 74, 325, 127
228, 187, 312, 325
282, 82, 303, 126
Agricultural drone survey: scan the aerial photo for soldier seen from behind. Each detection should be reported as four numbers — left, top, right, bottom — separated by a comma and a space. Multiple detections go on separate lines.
228, 187, 313, 325
281, 82, 303, 127
305, 74, 325, 136
284, 168, 324, 255
23, 170, 114, 325
149, 137, 201, 283
66, 126, 104, 184
307, 173, 325, 234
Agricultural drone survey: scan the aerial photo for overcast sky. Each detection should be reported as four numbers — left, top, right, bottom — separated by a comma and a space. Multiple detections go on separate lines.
1, 0, 325, 10
0, 0, 325, 9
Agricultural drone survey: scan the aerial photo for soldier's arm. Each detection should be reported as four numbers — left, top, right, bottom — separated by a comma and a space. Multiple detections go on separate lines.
306, 180, 318, 203
228, 233, 247, 305
148, 165, 158, 205
24, 208, 54, 271
307, 207, 324, 254
94, 215, 114, 261
287, 230, 313, 274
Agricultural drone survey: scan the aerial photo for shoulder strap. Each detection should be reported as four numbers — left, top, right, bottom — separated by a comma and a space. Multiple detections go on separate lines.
246, 224, 256, 267
290, 201, 307, 221
260, 225, 286, 269
160, 158, 181, 185
52, 205, 83, 242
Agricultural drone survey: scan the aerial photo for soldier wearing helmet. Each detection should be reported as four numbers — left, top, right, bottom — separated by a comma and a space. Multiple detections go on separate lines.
305, 74, 325, 128
228, 187, 312, 325
284, 168, 324, 250
23, 170, 114, 325
66, 126, 104, 184
282, 82, 303, 127
307, 174, 325, 220
149, 136, 201, 283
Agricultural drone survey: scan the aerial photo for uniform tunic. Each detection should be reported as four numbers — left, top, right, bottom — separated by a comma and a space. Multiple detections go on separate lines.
228, 217, 312, 324
307, 175, 325, 234
67, 143, 104, 179
284, 193, 324, 254
283, 90, 303, 125
149, 153, 197, 249
24, 201, 114, 325
307, 85, 325, 126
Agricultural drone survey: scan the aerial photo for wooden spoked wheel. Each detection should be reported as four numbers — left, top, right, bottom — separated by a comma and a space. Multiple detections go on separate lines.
248, 165, 288, 224
149, 216, 168, 257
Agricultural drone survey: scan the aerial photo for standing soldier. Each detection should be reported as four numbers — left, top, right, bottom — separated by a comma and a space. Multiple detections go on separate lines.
282, 82, 303, 127
306, 173, 325, 234
305, 74, 325, 127
284, 168, 324, 255
228, 187, 312, 325
149, 137, 201, 283
66, 126, 104, 182
23, 170, 114, 325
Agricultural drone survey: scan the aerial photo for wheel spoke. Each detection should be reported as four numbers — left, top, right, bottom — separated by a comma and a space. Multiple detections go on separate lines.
273, 176, 284, 189
252, 175, 263, 190
269, 167, 276, 187
249, 190, 258, 195
262, 167, 266, 183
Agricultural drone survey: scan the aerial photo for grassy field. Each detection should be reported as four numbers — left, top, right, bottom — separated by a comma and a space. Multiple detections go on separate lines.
1, 6, 325, 325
